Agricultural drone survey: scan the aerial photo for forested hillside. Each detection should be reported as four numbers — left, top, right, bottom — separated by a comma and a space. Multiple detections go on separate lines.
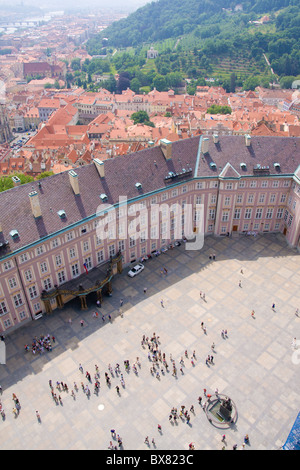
84, 0, 300, 92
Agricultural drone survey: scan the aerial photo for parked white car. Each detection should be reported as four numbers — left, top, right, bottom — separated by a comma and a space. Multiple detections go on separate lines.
128, 263, 144, 277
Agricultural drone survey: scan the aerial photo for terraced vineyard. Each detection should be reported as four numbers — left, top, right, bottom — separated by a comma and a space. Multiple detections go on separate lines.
210, 56, 267, 80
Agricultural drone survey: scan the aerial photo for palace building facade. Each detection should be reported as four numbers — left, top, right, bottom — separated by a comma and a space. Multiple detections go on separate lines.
0, 134, 299, 333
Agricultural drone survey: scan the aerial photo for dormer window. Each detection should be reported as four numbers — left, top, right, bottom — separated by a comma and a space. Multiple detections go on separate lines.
9, 229, 19, 239
57, 210, 66, 219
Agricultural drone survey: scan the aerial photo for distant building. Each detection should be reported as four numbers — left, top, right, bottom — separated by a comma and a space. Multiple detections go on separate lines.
22, 61, 66, 81
147, 47, 158, 59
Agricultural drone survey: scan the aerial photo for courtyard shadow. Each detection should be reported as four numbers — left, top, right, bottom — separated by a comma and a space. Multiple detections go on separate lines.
0, 232, 299, 389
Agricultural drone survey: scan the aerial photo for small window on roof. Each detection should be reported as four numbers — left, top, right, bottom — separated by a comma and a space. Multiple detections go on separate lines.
57, 210, 66, 219
9, 229, 19, 239
100, 194, 108, 201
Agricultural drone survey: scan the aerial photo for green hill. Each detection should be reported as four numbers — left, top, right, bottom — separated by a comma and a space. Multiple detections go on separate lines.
86, 0, 300, 90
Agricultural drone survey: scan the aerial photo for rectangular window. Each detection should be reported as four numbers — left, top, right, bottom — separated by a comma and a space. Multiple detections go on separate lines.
270, 194, 276, 203
244, 208, 252, 219
66, 232, 74, 241
84, 257, 92, 270
71, 263, 79, 278
280, 194, 286, 203
276, 208, 284, 219
52, 238, 59, 248
234, 208, 241, 219
33, 303, 41, 313
0, 301, 8, 315
118, 240, 125, 252
36, 245, 44, 256
140, 230, 146, 243
40, 262, 48, 273
222, 211, 229, 222
19, 311, 26, 320
55, 255, 62, 267
3, 260, 12, 271
259, 194, 265, 203
129, 237, 136, 248
109, 244, 116, 257
8, 277, 17, 289
236, 194, 243, 204
83, 240, 89, 252
19, 253, 28, 263
266, 208, 273, 219
29, 285, 38, 299
24, 269, 32, 282
3, 318, 11, 329
255, 208, 263, 219
97, 250, 104, 264
208, 209, 215, 220
43, 278, 52, 291
248, 194, 254, 204
58, 270, 66, 285
69, 248, 76, 259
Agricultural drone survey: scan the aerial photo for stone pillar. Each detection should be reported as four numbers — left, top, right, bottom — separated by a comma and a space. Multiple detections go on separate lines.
56, 293, 64, 309
96, 289, 102, 302
117, 256, 123, 274
80, 295, 88, 310
107, 281, 112, 296
43, 299, 52, 314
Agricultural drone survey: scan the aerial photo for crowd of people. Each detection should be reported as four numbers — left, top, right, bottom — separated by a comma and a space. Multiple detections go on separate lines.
24, 334, 55, 355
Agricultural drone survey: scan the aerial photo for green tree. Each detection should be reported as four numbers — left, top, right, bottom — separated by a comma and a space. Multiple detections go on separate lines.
153, 74, 167, 91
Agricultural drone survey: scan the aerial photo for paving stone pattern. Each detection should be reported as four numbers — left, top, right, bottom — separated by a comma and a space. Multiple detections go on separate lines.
0, 233, 299, 450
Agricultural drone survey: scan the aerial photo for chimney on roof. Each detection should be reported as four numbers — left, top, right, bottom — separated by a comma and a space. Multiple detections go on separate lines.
245, 134, 251, 146
29, 190, 42, 219
94, 158, 105, 177
201, 137, 209, 154
213, 133, 219, 144
68, 170, 80, 195
160, 138, 172, 160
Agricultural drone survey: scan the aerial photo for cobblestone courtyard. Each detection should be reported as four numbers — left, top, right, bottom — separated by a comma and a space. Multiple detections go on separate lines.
0, 233, 299, 450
